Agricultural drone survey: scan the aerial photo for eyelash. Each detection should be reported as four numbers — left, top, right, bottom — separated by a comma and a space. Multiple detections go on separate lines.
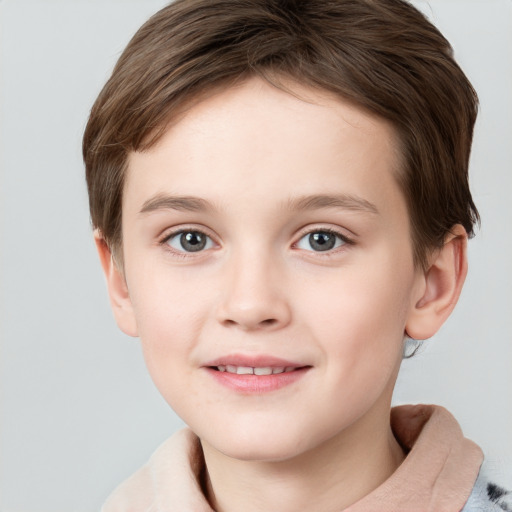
293, 227, 355, 256
159, 227, 216, 259
159, 226, 355, 258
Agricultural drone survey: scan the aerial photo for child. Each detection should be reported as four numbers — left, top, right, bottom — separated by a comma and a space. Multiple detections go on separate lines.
83, 0, 510, 510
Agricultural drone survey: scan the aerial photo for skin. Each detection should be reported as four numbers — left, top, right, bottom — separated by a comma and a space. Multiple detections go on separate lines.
96, 77, 468, 512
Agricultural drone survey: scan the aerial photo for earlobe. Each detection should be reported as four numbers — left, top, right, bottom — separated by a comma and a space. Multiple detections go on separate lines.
94, 230, 139, 337
405, 225, 468, 340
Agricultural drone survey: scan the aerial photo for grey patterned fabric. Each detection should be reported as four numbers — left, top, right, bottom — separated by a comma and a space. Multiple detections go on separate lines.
462, 469, 512, 512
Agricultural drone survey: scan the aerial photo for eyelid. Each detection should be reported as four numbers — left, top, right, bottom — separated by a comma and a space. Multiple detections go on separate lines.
158, 225, 219, 256
292, 226, 355, 253
156, 224, 355, 258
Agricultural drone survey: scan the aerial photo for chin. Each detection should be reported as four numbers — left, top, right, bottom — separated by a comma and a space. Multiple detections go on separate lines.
216, 438, 303, 462
198, 420, 321, 463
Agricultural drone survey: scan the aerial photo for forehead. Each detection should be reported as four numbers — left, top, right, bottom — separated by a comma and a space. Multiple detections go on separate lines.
124, 77, 403, 218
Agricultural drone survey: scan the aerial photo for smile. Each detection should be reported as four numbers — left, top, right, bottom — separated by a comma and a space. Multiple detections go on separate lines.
215, 365, 298, 375
204, 356, 311, 393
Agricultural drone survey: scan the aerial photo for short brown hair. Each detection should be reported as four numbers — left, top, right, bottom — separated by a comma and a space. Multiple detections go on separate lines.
83, 0, 480, 269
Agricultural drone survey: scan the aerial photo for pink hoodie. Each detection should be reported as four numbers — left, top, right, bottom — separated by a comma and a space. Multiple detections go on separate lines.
102, 405, 484, 512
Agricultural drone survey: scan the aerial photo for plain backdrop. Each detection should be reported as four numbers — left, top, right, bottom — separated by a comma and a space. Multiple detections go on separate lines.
0, 1, 511, 510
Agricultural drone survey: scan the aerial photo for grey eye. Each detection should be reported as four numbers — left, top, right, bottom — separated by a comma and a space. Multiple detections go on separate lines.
167, 231, 213, 252
297, 231, 345, 252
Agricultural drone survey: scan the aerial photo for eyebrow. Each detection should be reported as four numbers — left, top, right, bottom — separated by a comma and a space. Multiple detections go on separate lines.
140, 194, 214, 214
285, 194, 379, 215
139, 193, 379, 215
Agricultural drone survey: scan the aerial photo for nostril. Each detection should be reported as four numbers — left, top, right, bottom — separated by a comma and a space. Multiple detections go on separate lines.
221, 317, 279, 330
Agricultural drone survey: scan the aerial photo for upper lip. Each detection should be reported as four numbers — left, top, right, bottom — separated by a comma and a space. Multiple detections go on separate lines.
203, 354, 307, 368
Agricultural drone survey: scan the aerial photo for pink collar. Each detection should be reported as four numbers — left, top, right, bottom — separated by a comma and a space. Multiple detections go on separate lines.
102, 404, 483, 512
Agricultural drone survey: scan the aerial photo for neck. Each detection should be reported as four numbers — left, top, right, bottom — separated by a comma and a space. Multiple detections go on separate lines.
201, 409, 405, 512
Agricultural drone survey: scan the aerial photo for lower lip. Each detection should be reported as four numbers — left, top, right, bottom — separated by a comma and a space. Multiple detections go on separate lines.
205, 367, 310, 393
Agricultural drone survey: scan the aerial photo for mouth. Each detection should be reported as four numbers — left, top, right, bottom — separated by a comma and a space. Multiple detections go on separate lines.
211, 365, 303, 375
203, 355, 311, 393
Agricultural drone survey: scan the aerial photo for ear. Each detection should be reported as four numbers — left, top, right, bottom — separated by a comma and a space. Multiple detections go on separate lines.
94, 230, 138, 337
405, 225, 468, 340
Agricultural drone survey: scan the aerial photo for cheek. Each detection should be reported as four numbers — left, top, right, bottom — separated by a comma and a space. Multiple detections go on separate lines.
135, 295, 205, 416
129, 257, 209, 330
126, 266, 210, 381
297, 270, 410, 429
300, 256, 413, 369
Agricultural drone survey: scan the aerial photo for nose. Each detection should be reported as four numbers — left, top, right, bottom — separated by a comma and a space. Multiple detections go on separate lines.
216, 251, 292, 332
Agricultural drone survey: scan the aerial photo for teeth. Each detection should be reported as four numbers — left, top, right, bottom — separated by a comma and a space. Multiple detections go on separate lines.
218, 365, 294, 375
254, 367, 273, 376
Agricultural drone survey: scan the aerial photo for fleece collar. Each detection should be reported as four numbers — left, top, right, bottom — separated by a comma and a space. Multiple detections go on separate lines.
102, 405, 483, 512
346, 405, 483, 512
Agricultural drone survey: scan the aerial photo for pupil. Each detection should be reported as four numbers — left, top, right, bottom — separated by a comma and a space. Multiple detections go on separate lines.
309, 232, 335, 251
181, 232, 206, 252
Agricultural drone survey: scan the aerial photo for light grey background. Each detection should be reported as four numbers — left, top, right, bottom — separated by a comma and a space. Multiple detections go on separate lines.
0, 1, 510, 510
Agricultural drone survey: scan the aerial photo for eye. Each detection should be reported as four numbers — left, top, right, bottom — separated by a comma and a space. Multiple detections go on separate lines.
165, 230, 214, 253
296, 230, 348, 252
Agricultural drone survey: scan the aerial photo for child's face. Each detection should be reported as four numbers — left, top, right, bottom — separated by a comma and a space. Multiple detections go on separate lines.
119, 77, 425, 461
